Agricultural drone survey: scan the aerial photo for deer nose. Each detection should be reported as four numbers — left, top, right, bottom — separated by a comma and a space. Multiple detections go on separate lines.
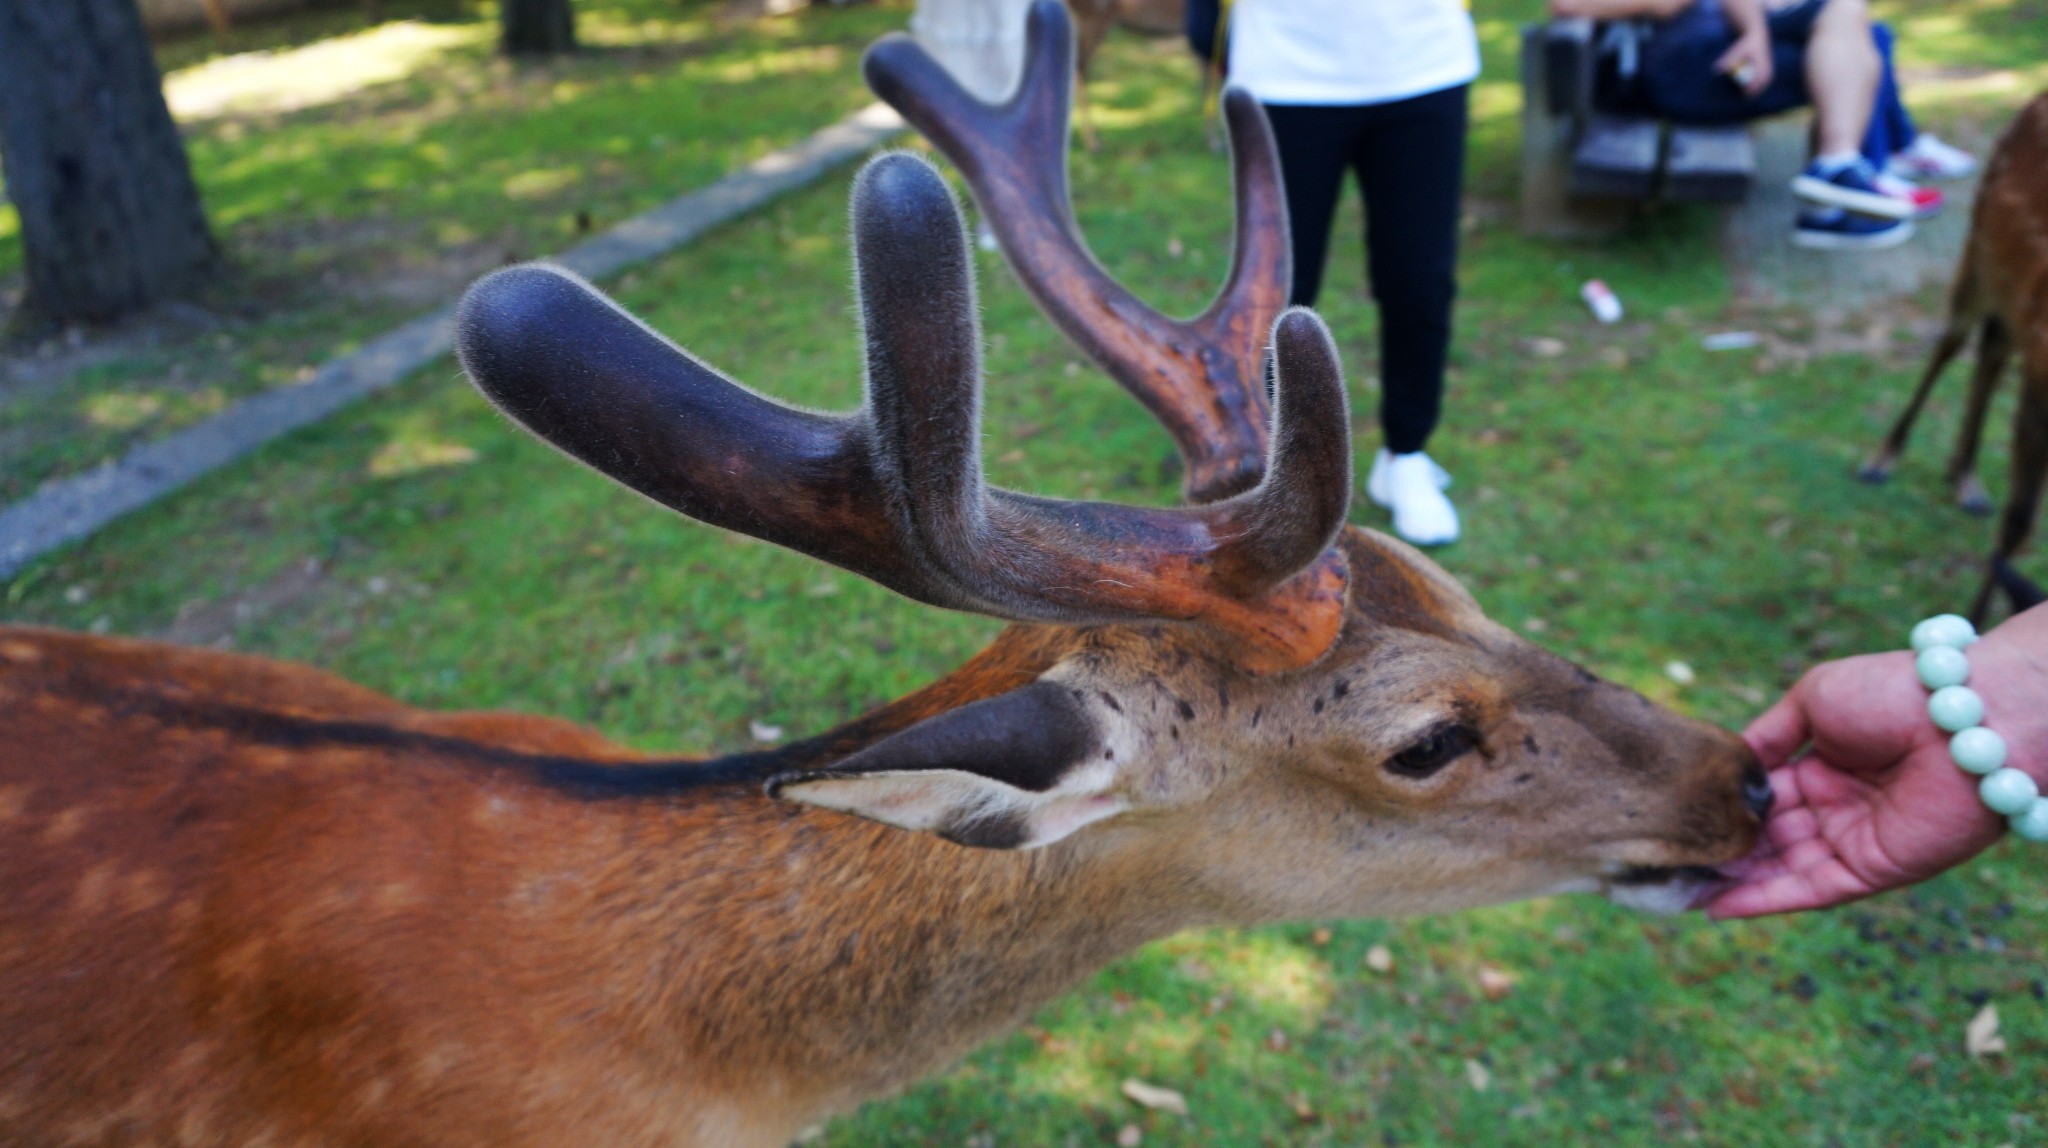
1741, 766, 1775, 820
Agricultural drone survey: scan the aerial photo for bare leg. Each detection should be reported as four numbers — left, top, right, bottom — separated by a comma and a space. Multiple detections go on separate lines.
1970, 371, 2048, 625
1947, 318, 2012, 514
1805, 0, 1880, 156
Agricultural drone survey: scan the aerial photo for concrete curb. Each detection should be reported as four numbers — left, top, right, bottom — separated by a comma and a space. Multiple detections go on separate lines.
0, 102, 905, 582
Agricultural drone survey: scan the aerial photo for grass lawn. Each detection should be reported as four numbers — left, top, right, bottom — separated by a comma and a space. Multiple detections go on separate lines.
5, 0, 2048, 1143
0, 0, 904, 503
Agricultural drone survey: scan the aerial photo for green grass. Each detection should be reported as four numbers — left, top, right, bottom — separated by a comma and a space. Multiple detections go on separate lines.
5, 0, 2048, 1144
0, 0, 905, 503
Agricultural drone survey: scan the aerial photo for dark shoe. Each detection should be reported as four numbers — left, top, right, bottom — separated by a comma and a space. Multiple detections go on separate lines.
1792, 159, 1914, 220
1793, 208, 1914, 250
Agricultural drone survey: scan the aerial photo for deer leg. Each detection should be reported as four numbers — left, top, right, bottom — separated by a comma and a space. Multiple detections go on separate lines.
1945, 317, 2011, 515
1076, 77, 1100, 151
1858, 319, 1973, 483
1969, 368, 2048, 625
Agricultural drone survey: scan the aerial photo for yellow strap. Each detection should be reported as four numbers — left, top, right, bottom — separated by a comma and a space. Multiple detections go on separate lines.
1202, 0, 1235, 118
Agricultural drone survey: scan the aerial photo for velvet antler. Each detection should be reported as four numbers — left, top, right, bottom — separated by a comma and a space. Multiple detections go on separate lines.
457, 153, 1349, 671
864, 0, 1291, 505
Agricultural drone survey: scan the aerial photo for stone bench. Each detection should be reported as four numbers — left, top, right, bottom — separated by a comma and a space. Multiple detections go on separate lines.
1520, 18, 1756, 237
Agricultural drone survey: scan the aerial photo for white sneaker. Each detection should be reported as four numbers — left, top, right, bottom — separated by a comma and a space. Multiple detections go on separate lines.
1366, 449, 1459, 546
1887, 133, 1977, 181
1366, 448, 1451, 503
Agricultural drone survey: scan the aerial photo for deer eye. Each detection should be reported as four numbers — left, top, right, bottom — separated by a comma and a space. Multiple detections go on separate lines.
1386, 725, 1475, 779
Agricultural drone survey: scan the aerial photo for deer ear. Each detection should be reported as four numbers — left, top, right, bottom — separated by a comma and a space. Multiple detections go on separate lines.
767, 681, 1125, 849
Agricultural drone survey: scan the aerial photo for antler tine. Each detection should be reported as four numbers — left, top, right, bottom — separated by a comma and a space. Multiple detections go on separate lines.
458, 153, 1350, 671
863, 0, 1291, 506
454, 265, 953, 609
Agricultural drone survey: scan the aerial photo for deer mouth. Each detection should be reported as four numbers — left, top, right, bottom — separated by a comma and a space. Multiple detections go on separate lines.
1603, 864, 1729, 915
1612, 864, 1725, 886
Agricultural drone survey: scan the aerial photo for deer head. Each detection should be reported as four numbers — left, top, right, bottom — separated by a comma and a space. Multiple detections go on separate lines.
455, 1, 1767, 920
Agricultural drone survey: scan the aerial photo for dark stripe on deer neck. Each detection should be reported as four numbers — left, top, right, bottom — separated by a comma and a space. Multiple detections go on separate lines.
36, 676, 869, 798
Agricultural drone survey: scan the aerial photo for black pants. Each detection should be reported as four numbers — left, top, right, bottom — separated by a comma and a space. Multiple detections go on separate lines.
1264, 85, 1467, 455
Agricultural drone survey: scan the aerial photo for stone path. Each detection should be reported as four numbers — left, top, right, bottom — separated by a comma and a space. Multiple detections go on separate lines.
0, 102, 905, 581
1723, 118, 1978, 311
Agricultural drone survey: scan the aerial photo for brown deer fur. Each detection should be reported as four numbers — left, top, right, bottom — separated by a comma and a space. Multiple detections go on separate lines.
0, 528, 1758, 1147
0, 6, 1766, 1143
1860, 92, 2048, 620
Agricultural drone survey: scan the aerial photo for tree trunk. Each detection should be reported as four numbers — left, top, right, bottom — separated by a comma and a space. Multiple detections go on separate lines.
0, 0, 218, 328
911, 0, 1034, 102
502, 0, 576, 56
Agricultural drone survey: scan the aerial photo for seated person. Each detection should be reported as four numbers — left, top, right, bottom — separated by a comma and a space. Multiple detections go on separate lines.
1549, 0, 1974, 250
1866, 22, 1977, 188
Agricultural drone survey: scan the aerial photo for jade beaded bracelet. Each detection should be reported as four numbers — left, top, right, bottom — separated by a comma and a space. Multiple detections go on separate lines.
1909, 614, 2048, 841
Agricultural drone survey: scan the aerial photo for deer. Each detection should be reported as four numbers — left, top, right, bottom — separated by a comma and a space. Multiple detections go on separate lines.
1067, 0, 1185, 149
1070, 0, 1186, 79
1857, 90, 2048, 623
0, 5, 1771, 1145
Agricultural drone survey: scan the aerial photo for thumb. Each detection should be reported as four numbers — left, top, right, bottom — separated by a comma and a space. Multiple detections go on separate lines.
1742, 687, 1811, 770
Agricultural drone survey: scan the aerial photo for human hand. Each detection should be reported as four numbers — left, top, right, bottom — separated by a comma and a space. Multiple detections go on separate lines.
1714, 30, 1774, 96
1705, 607, 2048, 919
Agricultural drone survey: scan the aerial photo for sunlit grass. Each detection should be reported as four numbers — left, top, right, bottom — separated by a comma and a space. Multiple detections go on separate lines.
163, 20, 487, 119
4, 1, 2047, 1144
0, 0, 910, 504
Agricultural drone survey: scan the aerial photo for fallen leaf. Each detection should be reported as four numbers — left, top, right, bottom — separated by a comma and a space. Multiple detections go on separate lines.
1664, 660, 1696, 686
1290, 1092, 1316, 1122
1116, 1124, 1143, 1147
1366, 944, 1395, 974
1266, 1028, 1290, 1052
1477, 965, 1518, 1001
748, 721, 783, 744
1966, 1004, 2006, 1058
1120, 1079, 1188, 1116
1310, 927, 1332, 946
1528, 336, 1567, 358
1465, 1059, 1492, 1092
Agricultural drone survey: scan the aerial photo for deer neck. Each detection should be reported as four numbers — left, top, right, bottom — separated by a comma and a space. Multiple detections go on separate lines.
579, 796, 1197, 1120
530, 625, 1199, 1119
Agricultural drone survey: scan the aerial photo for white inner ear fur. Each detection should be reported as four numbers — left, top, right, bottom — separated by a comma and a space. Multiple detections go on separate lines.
781, 756, 1129, 850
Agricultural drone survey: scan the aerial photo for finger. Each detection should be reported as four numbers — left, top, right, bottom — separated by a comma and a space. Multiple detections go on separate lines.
1761, 799, 1818, 852
1743, 692, 1812, 770
1706, 850, 1875, 918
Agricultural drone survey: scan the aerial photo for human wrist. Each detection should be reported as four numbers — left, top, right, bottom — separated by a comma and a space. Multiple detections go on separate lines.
1971, 610, 2048, 788
1912, 613, 2048, 838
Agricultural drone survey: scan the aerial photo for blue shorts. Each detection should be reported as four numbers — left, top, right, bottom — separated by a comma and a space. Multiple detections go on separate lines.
1639, 0, 1827, 124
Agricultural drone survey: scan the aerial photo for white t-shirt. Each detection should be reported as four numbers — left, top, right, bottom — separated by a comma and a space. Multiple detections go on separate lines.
1227, 0, 1481, 106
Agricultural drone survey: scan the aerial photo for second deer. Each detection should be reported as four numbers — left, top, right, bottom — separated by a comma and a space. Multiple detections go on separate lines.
1859, 91, 2048, 621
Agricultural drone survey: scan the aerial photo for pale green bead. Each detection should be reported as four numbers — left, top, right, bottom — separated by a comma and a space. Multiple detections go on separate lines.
1911, 614, 1978, 653
1916, 645, 1970, 690
1928, 685, 1984, 733
1950, 727, 2008, 775
1980, 768, 2040, 816
2012, 799, 2048, 842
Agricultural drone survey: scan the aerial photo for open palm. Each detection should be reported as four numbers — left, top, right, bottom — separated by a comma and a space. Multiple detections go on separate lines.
1705, 646, 2021, 919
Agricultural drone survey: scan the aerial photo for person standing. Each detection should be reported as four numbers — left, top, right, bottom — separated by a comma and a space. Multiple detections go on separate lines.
1228, 0, 1479, 546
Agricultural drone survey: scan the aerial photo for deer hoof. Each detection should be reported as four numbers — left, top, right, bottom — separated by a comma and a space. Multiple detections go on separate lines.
1855, 456, 1894, 484
1956, 479, 1993, 516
